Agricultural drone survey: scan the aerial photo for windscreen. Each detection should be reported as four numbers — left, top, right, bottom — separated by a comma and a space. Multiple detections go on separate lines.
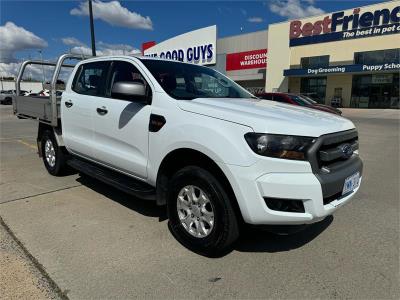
289, 95, 313, 106
141, 59, 255, 100
300, 95, 317, 104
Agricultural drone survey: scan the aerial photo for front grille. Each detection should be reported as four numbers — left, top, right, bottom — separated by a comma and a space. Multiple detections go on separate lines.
317, 132, 358, 169
307, 129, 363, 201
307, 129, 359, 172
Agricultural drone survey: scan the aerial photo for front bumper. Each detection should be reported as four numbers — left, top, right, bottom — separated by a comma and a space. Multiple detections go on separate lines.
224, 155, 362, 225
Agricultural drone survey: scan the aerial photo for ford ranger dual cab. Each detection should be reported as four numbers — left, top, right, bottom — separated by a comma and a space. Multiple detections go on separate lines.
13, 54, 363, 256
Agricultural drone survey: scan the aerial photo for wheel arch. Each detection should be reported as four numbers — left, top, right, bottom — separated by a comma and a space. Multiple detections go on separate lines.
156, 148, 244, 223
37, 122, 64, 157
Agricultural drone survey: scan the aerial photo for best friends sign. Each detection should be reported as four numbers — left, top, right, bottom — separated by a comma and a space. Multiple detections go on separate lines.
289, 5, 400, 46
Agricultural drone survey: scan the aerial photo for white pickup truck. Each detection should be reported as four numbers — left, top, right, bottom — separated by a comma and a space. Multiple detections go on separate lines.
14, 54, 362, 255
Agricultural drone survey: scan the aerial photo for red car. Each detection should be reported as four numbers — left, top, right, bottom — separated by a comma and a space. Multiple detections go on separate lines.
257, 92, 342, 115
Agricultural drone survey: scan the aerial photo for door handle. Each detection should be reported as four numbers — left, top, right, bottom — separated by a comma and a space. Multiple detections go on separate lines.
96, 106, 108, 115
65, 100, 73, 108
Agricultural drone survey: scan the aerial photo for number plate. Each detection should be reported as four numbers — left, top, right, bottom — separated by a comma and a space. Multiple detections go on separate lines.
342, 172, 360, 195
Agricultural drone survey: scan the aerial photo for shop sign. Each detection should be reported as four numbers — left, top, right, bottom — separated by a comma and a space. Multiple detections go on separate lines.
143, 25, 216, 66
372, 74, 393, 84
226, 49, 267, 71
284, 62, 400, 76
142, 41, 156, 55
289, 5, 400, 46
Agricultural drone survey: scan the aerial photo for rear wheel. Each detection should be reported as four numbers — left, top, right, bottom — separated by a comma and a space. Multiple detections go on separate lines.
167, 166, 239, 256
41, 130, 67, 176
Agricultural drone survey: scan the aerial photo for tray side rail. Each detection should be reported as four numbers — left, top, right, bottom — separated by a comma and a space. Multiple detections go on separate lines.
14, 54, 87, 126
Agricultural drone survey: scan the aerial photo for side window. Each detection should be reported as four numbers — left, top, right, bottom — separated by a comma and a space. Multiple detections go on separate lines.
72, 61, 109, 96
107, 61, 150, 100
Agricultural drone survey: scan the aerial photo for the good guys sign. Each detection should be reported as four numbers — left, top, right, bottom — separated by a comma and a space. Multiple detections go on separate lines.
144, 25, 217, 66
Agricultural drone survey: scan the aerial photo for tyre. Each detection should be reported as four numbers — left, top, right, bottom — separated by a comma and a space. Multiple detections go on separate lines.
41, 130, 67, 176
167, 166, 239, 256
5, 97, 12, 105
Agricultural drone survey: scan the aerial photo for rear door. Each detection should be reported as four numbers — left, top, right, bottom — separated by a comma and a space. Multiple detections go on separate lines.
92, 59, 152, 179
62, 61, 110, 159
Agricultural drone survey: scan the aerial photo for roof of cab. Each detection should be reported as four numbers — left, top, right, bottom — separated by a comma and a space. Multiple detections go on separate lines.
79, 54, 202, 66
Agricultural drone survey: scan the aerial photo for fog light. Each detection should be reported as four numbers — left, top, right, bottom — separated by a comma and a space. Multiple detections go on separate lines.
264, 197, 305, 213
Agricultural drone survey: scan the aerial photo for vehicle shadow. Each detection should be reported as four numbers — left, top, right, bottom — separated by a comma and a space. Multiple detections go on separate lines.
75, 173, 333, 256
234, 216, 333, 253
75, 174, 167, 221
118, 102, 145, 129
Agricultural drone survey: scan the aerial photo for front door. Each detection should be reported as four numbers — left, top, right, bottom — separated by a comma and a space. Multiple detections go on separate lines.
92, 60, 152, 179
62, 61, 109, 158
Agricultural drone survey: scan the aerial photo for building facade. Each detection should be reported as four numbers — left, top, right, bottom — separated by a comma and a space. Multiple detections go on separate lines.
143, 26, 268, 94
266, 0, 400, 108
142, 0, 399, 108
217, 30, 268, 94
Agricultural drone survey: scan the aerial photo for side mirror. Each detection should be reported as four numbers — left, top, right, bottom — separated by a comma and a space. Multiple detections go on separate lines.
111, 81, 147, 101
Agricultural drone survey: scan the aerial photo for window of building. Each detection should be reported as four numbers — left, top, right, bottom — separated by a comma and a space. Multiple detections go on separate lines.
351, 73, 399, 109
354, 49, 400, 65
72, 61, 109, 96
301, 55, 329, 68
300, 77, 327, 104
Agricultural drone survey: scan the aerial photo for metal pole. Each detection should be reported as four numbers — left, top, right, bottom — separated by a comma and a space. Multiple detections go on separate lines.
89, 0, 96, 56
38, 50, 45, 89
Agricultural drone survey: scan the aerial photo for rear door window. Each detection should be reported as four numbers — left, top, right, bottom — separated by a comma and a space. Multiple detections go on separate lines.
72, 61, 109, 96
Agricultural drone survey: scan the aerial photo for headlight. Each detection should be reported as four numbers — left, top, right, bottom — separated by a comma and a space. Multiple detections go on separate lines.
244, 133, 316, 160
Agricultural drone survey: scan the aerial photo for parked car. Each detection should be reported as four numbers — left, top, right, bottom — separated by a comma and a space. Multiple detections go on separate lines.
38, 89, 50, 97
14, 55, 362, 256
0, 90, 15, 104
301, 94, 342, 115
0, 90, 28, 105
257, 92, 342, 115
301, 92, 323, 103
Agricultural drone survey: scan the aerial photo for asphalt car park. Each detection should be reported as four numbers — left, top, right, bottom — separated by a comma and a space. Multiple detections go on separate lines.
0, 105, 399, 299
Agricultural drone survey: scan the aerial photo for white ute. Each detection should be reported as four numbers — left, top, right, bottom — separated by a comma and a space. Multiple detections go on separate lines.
14, 54, 363, 255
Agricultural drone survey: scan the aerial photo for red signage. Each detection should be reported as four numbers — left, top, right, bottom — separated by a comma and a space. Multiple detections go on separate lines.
226, 49, 267, 71
290, 17, 332, 39
141, 41, 156, 55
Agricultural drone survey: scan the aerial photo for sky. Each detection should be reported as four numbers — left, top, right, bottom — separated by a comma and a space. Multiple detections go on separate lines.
0, 0, 386, 78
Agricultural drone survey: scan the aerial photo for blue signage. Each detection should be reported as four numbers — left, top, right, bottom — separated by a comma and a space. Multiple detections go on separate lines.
284, 62, 400, 76
289, 6, 400, 47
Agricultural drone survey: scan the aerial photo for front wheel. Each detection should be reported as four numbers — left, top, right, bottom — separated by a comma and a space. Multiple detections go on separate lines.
41, 130, 67, 176
167, 166, 239, 256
